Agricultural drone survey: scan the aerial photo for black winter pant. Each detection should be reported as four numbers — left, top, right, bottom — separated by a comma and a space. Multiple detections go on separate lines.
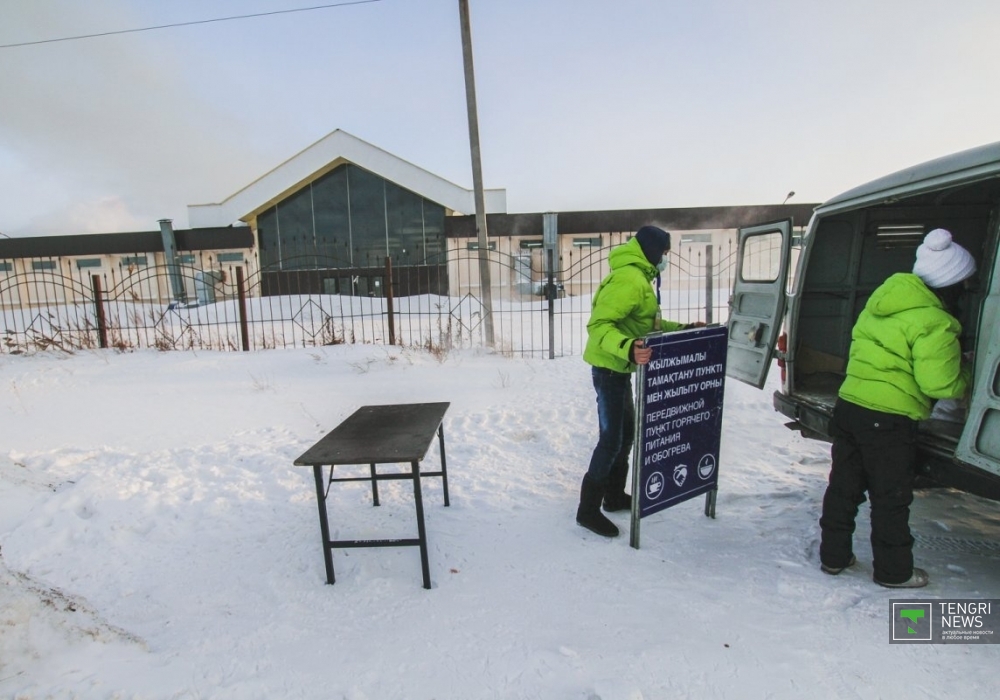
819, 399, 917, 584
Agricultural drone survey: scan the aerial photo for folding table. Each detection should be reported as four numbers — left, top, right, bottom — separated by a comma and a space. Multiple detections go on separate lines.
294, 402, 450, 589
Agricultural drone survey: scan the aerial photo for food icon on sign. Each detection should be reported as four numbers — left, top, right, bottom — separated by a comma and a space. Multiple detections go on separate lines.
645, 472, 664, 499
698, 454, 716, 480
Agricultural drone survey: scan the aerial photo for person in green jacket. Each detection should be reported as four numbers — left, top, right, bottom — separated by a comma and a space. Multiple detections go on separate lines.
819, 228, 976, 587
577, 226, 692, 537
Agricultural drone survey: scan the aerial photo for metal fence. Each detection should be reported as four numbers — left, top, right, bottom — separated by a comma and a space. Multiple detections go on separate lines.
0, 234, 741, 357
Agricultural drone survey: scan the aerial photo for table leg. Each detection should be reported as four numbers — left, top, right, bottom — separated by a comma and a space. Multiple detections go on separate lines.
312, 465, 336, 585
437, 424, 450, 507
411, 460, 431, 589
370, 462, 380, 506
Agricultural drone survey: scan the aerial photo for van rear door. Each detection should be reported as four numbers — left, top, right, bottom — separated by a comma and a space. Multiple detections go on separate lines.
956, 291, 1000, 478
725, 219, 792, 389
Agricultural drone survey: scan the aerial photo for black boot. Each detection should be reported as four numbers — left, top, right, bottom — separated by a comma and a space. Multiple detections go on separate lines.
602, 456, 632, 513
576, 475, 620, 538
603, 491, 631, 513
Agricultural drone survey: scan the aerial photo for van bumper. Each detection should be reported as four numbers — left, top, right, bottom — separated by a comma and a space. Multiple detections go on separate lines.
772, 391, 1000, 501
772, 390, 833, 442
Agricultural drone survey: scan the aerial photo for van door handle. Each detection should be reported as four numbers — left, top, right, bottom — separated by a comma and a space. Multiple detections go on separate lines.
748, 323, 764, 346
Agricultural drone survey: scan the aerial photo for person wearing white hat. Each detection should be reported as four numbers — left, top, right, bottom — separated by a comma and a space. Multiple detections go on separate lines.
819, 228, 976, 588
911, 228, 977, 290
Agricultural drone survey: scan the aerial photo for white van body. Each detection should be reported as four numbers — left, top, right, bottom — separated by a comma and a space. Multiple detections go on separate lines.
727, 141, 1000, 500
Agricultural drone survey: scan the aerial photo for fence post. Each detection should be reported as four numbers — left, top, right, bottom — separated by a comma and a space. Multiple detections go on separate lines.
236, 266, 250, 351
385, 256, 396, 346
547, 248, 556, 360
91, 274, 108, 349
705, 245, 714, 325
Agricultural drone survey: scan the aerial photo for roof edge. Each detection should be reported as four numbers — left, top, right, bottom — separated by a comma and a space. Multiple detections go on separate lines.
817, 141, 1000, 215
187, 129, 507, 227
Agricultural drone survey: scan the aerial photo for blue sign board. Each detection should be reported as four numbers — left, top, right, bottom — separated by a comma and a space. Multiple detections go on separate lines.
631, 326, 728, 541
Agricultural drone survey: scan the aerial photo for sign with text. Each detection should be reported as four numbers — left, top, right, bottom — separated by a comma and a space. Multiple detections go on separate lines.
633, 326, 727, 522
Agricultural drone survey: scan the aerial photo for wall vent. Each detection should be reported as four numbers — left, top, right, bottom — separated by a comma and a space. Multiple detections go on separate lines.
876, 224, 924, 249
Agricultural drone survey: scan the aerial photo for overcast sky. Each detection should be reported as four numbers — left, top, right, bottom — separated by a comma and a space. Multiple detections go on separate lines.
2, 0, 999, 237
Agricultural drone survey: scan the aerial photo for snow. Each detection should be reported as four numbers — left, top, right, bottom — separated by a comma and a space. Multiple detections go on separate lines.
2, 344, 999, 699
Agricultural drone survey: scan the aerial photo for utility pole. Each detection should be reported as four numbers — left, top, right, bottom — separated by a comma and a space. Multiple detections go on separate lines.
458, 0, 495, 346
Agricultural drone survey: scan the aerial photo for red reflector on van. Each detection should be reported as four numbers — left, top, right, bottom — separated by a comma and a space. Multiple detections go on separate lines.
777, 332, 787, 382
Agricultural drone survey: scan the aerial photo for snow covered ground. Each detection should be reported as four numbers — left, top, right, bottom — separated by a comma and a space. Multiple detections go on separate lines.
2, 344, 999, 699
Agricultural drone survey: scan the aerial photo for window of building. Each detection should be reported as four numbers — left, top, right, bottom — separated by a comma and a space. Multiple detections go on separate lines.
277, 186, 315, 270
572, 237, 602, 247
312, 167, 351, 265
0, 262, 12, 273
257, 208, 279, 270
421, 199, 445, 262
32, 260, 57, 271
347, 165, 387, 267
216, 252, 245, 263
386, 179, 426, 265
681, 233, 713, 244
76, 258, 102, 268
257, 163, 447, 272
121, 256, 148, 267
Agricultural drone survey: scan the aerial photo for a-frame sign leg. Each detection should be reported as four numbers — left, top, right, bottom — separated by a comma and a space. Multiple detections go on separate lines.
704, 489, 717, 519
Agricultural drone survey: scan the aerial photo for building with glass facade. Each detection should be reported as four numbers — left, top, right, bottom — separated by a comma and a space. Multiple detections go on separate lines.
255, 163, 445, 271
188, 129, 507, 296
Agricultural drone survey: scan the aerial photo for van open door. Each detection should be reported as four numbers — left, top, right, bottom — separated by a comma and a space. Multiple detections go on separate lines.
955, 293, 1000, 479
725, 219, 793, 389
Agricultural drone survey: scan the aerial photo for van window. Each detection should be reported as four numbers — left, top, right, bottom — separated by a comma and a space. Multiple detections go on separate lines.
740, 231, 783, 282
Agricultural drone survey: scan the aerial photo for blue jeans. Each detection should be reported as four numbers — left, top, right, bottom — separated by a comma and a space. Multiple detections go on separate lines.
586, 367, 635, 484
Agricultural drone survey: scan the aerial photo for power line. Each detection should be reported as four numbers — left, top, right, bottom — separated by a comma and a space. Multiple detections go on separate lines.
0, 0, 383, 49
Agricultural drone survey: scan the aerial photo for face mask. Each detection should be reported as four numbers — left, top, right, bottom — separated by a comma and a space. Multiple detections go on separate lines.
656, 255, 668, 272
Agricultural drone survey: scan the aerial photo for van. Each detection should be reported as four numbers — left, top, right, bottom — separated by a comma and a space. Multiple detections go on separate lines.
726, 141, 1000, 501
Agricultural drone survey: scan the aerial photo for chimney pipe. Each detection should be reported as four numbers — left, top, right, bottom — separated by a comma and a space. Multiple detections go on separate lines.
159, 219, 187, 304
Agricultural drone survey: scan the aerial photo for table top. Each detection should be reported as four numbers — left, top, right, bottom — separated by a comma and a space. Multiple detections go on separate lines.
294, 402, 450, 466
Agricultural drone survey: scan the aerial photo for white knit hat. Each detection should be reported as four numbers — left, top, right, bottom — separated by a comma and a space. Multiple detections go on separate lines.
912, 228, 976, 288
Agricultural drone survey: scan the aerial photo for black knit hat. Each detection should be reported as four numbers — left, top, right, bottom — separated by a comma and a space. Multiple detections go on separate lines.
634, 225, 671, 265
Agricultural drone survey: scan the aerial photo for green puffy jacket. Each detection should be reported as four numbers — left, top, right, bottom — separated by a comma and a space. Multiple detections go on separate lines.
839, 272, 970, 420
583, 238, 684, 373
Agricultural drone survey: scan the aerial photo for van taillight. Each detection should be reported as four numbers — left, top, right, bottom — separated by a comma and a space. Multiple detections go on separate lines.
777, 332, 787, 383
